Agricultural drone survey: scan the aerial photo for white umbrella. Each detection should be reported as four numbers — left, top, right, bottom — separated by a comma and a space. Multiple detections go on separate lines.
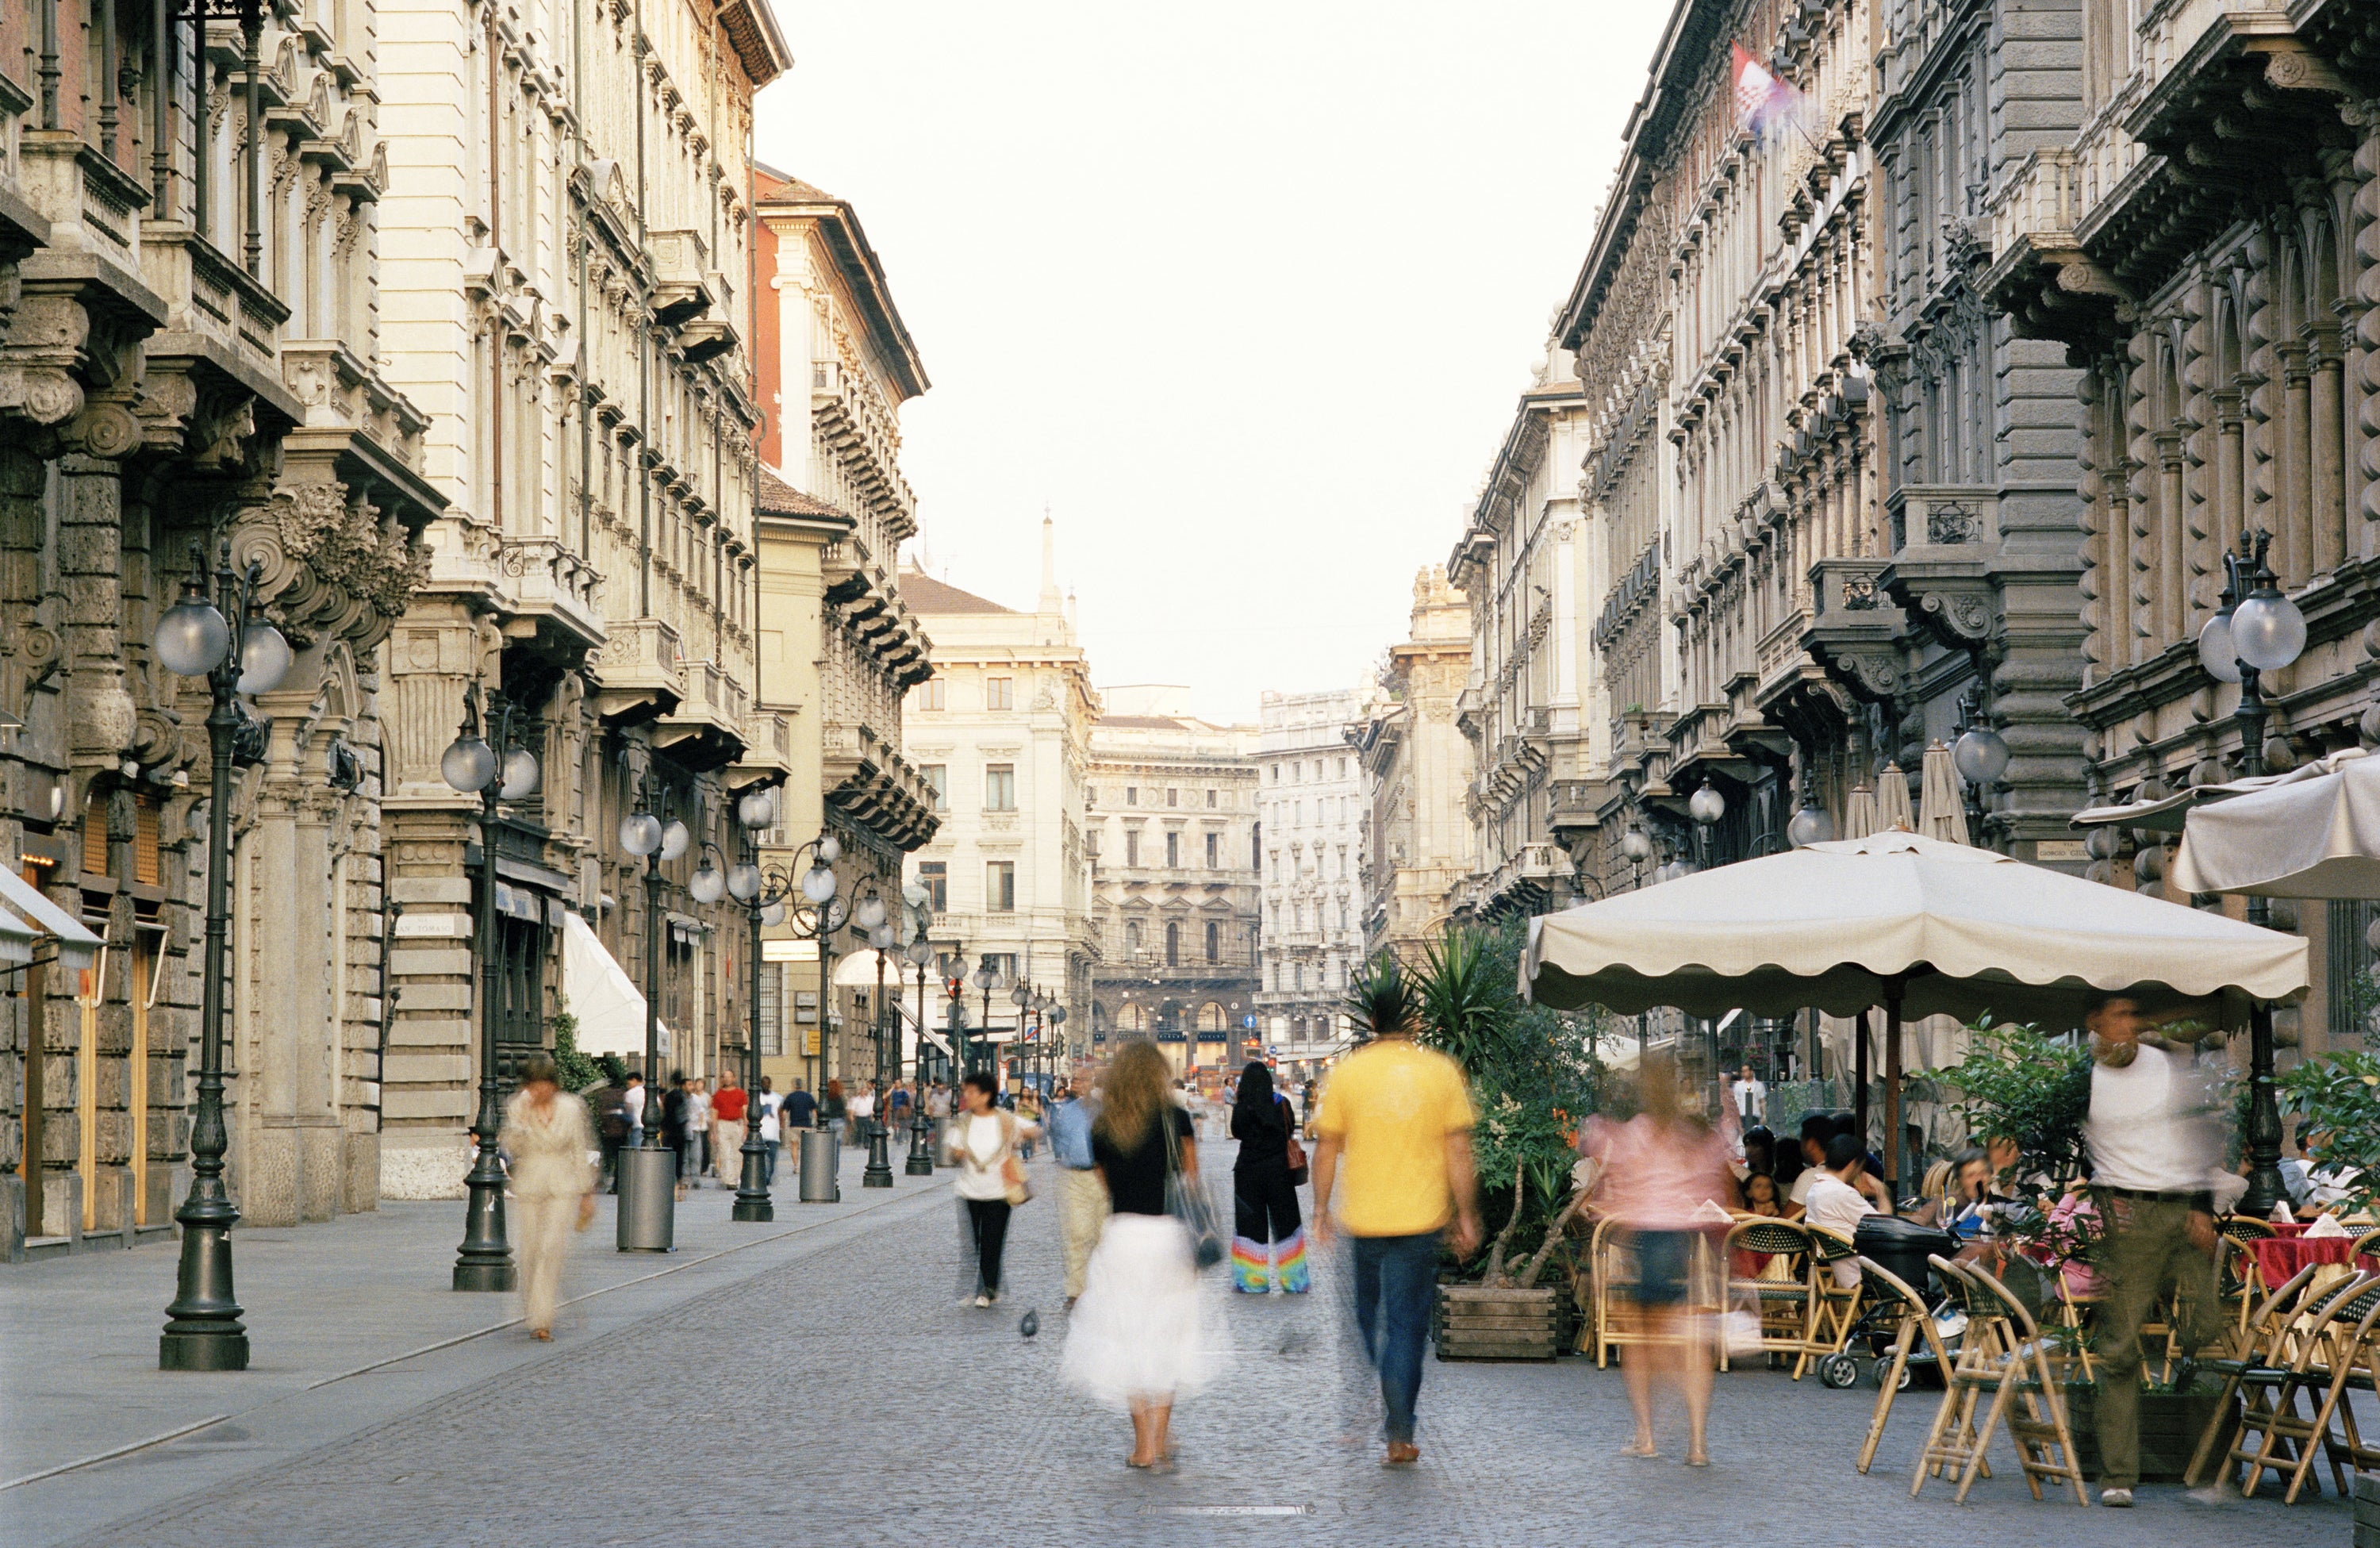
1874, 762, 1915, 832
1917, 741, 1968, 845
1844, 782, 1879, 841
1525, 828, 2308, 1182
2171, 747, 2380, 899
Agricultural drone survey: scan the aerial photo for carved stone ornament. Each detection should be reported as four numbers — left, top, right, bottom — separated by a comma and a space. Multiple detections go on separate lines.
1920, 590, 1994, 643
233, 480, 431, 651
1926, 502, 1979, 544
1831, 648, 1905, 701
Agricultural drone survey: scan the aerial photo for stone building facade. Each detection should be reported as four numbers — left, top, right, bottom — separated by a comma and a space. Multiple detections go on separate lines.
750, 167, 937, 1097
899, 524, 1099, 1068
1254, 686, 1365, 1062
1353, 567, 1473, 961
1981, 0, 2380, 1046
1446, 344, 1600, 918
373, 0, 790, 1197
2, 0, 443, 1246
1085, 688, 1261, 1076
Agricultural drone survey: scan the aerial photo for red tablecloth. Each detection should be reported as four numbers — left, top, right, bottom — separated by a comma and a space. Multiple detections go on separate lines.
2250, 1234, 2376, 1285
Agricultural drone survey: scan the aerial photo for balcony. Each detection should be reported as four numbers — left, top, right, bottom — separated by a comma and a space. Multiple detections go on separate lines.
729, 711, 796, 784
589, 617, 686, 725
1801, 557, 1908, 709
1979, 145, 2130, 344
647, 230, 713, 325
492, 534, 605, 652
1548, 778, 1609, 843
653, 657, 750, 773
822, 721, 939, 851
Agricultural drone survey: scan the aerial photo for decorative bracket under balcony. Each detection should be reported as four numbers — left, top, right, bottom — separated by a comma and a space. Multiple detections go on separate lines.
589, 616, 685, 725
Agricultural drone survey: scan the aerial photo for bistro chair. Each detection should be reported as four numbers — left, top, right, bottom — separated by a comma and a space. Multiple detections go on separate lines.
1798, 1223, 1865, 1382
1854, 1254, 1956, 1475
2186, 1261, 2325, 1488
1911, 1256, 2087, 1506
1721, 1216, 1817, 1372
2239, 1272, 2380, 1503
1591, 1217, 1722, 1369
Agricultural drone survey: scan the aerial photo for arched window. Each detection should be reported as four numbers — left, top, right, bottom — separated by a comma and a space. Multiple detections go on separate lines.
1120, 1001, 1145, 1032
1199, 1001, 1224, 1031
1165, 921, 1180, 966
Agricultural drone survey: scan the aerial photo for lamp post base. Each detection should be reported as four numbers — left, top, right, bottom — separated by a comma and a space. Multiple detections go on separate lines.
905, 1114, 935, 1176
862, 1119, 896, 1188
452, 1166, 516, 1292
732, 1134, 774, 1222
160, 1213, 248, 1371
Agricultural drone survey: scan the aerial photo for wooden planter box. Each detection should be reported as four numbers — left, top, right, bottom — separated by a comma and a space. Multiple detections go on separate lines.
2059, 1386, 2239, 1484
1434, 1284, 1563, 1362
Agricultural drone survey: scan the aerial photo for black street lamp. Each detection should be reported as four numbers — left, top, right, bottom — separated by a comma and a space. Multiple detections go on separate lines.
441, 682, 542, 1290
691, 783, 792, 1222
862, 901, 897, 1189
1951, 687, 2011, 848
902, 916, 936, 1175
974, 954, 1002, 1076
1010, 979, 1032, 1093
939, 947, 971, 1086
155, 544, 291, 1371
2198, 527, 2309, 1220
614, 778, 684, 1250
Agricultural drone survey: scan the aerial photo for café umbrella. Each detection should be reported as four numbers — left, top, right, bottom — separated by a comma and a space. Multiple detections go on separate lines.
2172, 747, 2380, 900
1524, 829, 2307, 1182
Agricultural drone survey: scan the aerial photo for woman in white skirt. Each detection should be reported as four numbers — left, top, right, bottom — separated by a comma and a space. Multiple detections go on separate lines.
497, 1054, 597, 1340
1062, 1039, 1220, 1471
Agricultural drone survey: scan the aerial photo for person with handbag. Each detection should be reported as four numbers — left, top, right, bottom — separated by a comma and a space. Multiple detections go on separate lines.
1061, 1039, 1221, 1473
1226, 1061, 1309, 1294
945, 1070, 1036, 1308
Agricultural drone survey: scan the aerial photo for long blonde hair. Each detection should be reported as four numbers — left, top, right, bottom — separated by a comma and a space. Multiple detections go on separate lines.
1093, 1039, 1170, 1152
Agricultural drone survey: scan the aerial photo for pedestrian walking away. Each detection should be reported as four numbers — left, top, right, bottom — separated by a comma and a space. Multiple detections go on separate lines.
683, 1078, 712, 1188
711, 1075, 749, 1185
755, 1077, 782, 1186
945, 1070, 1038, 1305
783, 1079, 818, 1133
1579, 1050, 1735, 1466
1061, 1039, 1219, 1472
822, 1078, 849, 1151
2082, 993, 2241, 1508
1310, 958, 1480, 1468
1228, 1060, 1308, 1294
496, 1054, 598, 1340
662, 1073, 692, 1200
926, 1080, 952, 1160
593, 1075, 629, 1193
1046, 1071, 1108, 1308
621, 1071, 647, 1152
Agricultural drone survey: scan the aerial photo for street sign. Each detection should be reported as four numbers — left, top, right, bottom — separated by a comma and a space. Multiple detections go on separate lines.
1242, 1015, 1255, 1029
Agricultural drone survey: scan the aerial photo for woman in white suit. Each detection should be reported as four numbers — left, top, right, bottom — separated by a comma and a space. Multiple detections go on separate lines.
499, 1054, 597, 1339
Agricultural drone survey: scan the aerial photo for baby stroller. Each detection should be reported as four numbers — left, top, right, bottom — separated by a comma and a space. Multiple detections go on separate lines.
1809, 1216, 1964, 1392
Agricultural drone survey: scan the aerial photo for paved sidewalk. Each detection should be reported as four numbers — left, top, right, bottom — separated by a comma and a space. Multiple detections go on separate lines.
1, 1141, 946, 1548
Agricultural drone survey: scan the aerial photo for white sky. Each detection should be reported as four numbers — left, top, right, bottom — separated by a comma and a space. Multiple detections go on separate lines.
755, 2, 1672, 724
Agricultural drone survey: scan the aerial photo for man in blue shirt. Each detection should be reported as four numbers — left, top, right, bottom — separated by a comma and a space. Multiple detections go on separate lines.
1046, 1074, 1106, 1309
782, 1081, 819, 1131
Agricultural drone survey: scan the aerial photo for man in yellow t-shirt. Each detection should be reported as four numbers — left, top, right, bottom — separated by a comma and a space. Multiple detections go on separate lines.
1311, 962, 1480, 1468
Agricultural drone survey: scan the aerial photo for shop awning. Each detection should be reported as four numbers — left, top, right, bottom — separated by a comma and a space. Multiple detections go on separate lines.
0, 866, 102, 973
562, 911, 671, 1058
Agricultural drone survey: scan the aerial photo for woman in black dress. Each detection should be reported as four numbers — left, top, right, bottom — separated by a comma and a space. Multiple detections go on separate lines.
1227, 1062, 1307, 1293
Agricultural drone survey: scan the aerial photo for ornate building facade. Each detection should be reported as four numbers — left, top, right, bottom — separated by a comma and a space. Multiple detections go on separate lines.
374, 0, 789, 1197
899, 524, 1099, 1069
750, 167, 937, 1095
1354, 567, 1473, 961
1445, 344, 1601, 918
1084, 688, 1261, 1076
3, 0, 442, 1247
1254, 686, 1365, 1063
1981, 0, 2380, 1045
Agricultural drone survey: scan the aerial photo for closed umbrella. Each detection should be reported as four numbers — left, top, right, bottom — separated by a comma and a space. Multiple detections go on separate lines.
1874, 762, 1915, 832
2174, 747, 2380, 898
1526, 829, 2307, 1183
1917, 741, 1968, 845
1844, 782, 1879, 841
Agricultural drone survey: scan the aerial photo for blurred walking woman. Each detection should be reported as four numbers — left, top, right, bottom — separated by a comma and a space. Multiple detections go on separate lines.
1228, 1062, 1308, 1293
946, 1071, 1035, 1307
499, 1054, 598, 1341
1063, 1039, 1219, 1471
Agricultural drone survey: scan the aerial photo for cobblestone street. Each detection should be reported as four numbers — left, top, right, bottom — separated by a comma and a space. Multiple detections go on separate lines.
21, 1145, 2351, 1547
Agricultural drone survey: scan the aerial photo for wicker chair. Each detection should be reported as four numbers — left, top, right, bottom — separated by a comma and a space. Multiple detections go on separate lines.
2238, 1272, 2380, 1503
1854, 1254, 1955, 1475
1720, 1216, 1817, 1372
1591, 1216, 1722, 1369
2186, 1261, 2327, 1490
1911, 1256, 2088, 1505
1796, 1223, 1864, 1382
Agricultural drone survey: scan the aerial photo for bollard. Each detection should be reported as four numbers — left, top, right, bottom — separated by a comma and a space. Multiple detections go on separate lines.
799, 1127, 841, 1203
616, 1147, 676, 1252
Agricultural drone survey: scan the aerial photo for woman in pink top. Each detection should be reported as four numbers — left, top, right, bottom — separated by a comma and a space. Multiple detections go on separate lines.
1583, 1053, 1735, 1466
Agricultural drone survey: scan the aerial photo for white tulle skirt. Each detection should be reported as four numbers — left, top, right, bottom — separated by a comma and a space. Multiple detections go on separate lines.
1061, 1212, 1223, 1409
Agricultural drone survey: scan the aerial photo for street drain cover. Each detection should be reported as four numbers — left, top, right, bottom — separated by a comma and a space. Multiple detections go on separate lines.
1138, 1506, 1312, 1516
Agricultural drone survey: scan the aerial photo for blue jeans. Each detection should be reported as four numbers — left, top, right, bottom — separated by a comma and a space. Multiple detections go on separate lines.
1349, 1231, 1441, 1444
762, 1139, 778, 1186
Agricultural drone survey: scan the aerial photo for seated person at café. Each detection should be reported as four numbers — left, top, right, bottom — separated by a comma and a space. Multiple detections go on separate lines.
1802, 1135, 1887, 1284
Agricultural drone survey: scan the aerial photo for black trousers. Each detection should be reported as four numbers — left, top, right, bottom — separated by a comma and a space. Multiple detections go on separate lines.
1234, 1164, 1302, 1242
965, 1198, 1012, 1295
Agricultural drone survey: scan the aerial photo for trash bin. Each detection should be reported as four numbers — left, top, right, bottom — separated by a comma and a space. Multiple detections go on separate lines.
1852, 1215, 1958, 1296
798, 1127, 840, 1203
616, 1145, 676, 1252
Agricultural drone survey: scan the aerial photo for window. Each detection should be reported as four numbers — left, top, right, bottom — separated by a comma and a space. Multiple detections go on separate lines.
1125, 786, 1138, 805
1294, 801, 1303, 827
1205, 832, 1219, 868
1206, 789, 1218, 809
1126, 920, 1142, 952
1124, 829, 1140, 867
758, 963, 785, 1057
1293, 962, 1304, 993
1167, 788, 1178, 807
1252, 832, 1261, 870
1337, 845, 1348, 880
1338, 757, 1348, 778
1340, 899, 1350, 931
916, 677, 946, 711
1292, 762, 1301, 783
986, 862, 1015, 912
916, 861, 947, 911
1314, 760, 1324, 782
1165, 831, 1180, 868
1087, 786, 1097, 805
1165, 921, 1180, 966
1204, 920, 1219, 962
1271, 764, 1280, 782
986, 677, 1014, 710
922, 764, 947, 810
1268, 849, 1278, 881
985, 764, 1016, 811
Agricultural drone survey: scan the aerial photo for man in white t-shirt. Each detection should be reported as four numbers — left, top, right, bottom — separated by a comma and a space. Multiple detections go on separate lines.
756, 1078, 782, 1185
1801, 1135, 1882, 1285
1730, 1066, 1767, 1125
849, 1082, 875, 1147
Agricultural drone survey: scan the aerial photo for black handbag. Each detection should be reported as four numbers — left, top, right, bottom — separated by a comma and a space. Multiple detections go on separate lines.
1162, 1113, 1225, 1270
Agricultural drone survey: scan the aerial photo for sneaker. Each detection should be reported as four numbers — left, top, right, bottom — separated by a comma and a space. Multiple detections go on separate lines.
2100, 1487, 2133, 1508
973, 1294, 992, 1308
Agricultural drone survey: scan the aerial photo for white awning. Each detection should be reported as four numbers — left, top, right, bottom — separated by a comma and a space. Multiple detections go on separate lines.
0, 902, 39, 969
562, 911, 670, 1058
0, 866, 102, 972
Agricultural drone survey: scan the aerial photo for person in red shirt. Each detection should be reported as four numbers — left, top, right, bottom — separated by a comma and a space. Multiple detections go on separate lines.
711, 1080, 750, 1185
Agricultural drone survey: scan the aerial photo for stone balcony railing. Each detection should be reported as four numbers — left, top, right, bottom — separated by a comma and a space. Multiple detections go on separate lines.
589, 616, 686, 722
495, 533, 605, 650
